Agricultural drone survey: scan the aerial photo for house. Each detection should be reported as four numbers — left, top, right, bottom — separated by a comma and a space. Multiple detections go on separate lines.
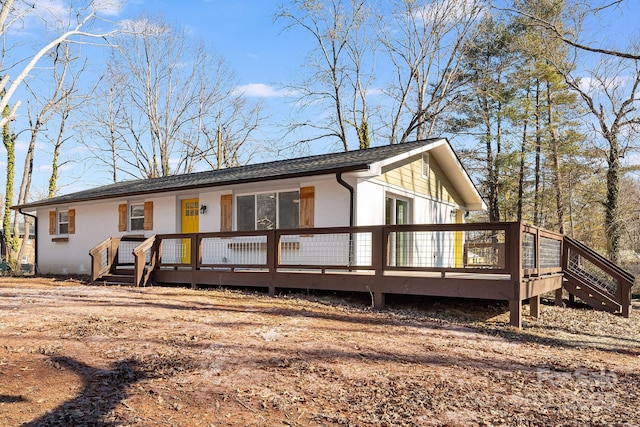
12, 138, 485, 275
11, 138, 634, 328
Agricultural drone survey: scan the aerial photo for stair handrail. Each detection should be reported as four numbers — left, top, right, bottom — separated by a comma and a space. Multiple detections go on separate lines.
89, 236, 120, 282
564, 236, 635, 284
563, 236, 635, 317
132, 235, 157, 287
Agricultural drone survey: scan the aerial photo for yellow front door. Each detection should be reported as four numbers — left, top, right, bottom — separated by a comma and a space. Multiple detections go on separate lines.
181, 199, 199, 264
454, 209, 463, 268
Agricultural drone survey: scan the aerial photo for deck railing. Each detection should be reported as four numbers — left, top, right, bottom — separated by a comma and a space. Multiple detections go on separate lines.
89, 236, 121, 281
89, 222, 636, 327
144, 222, 563, 281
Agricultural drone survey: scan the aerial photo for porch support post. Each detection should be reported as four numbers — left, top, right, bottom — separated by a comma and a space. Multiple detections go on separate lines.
508, 223, 523, 329
509, 299, 522, 329
190, 233, 198, 289
374, 292, 385, 309
555, 287, 563, 306
529, 295, 540, 318
268, 286, 275, 297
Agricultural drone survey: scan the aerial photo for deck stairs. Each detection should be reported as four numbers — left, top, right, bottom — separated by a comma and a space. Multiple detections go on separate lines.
91, 236, 150, 286
94, 264, 137, 285
562, 236, 634, 316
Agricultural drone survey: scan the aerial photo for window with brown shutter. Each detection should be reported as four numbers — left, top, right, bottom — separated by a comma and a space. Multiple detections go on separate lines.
118, 203, 127, 232
49, 211, 56, 235
68, 209, 75, 234
299, 186, 315, 228
143, 201, 153, 230
220, 194, 232, 232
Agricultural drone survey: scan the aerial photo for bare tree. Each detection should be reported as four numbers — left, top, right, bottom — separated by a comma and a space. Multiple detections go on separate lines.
557, 55, 640, 262
277, 0, 371, 152
7, 42, 86, 264
377, 0, 485, 144
82, 66, 127, 183
0, 0, 120, 128
98, 18, 261, 179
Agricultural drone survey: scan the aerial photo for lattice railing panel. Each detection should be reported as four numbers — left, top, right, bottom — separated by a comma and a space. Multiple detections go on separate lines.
566, 250, 618, 297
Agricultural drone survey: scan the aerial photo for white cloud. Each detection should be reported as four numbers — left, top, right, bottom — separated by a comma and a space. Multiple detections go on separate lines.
233, 83, 294, 98
119, 18, 168, 35
6, 0, 123, 34
415, 0, 484, 25
366, 87, 384, 97
578, 75, 631, 93
93, 0, 124, 17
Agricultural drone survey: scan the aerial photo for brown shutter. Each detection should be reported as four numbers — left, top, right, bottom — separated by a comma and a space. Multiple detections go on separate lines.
49, 211, 56, 235
68, 209, 76, 234
143, 201, 154, 230
118, 203, 127, 232
299, 186, 315, 228
220, 194, 233, 232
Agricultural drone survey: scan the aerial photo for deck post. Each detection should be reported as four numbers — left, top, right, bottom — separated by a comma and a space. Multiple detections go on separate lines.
508, 223, 523, 329
267, 230, 277, 274
529, 295, 540, 318
374, 292, 385, 309
372, 227, 384, 277
191, 234, 199, 289
620, 279, 631, 318
555, 288, 563, 306
509, 299, 522, 328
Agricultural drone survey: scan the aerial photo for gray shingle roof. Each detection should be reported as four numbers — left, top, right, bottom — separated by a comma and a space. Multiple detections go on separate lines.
14, 139, 439, 210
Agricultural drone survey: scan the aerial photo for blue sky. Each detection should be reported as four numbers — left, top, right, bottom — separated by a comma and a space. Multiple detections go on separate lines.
1, 0, 640, 199
121, 0, 306, 99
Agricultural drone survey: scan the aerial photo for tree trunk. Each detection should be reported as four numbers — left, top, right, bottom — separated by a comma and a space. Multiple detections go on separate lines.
533, 79, 542, 226
2, 103, 18, 265
517, 99, 529, 222
546, 83, 565, 234
605, 134, 621, 262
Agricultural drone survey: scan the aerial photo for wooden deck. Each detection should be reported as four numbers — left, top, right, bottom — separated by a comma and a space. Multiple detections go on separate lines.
90, 222, 634, 328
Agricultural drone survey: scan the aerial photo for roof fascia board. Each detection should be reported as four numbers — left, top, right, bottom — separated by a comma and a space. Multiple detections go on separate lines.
429, 144, 487, 211
370, 138, 446, 173
11, 165, 369, 211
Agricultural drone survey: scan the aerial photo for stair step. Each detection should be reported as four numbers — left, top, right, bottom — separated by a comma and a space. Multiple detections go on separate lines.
563, 275, 621, 314
97, 274, 135, 285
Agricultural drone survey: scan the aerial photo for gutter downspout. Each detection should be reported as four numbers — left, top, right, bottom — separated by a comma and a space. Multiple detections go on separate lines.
19, 208, 37, 275
336, 172, 354, 227
336, 172, 355, 266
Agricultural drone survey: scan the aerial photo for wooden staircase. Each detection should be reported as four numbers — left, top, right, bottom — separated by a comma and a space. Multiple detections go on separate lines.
95, 264, 137, 285
562, 236, 634, 317
89, 235, 157, 287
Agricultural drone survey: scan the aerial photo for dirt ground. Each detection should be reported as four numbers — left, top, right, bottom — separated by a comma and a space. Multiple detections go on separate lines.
1, 277, 639, 427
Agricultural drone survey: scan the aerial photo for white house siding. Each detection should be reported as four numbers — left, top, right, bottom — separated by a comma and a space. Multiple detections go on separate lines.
196, 177, 352, 267
357, 172, 463, 269
154, 195, 178, 234
37, 200, 118, 275
33, 164, 471, 274
36, 195, 177, 275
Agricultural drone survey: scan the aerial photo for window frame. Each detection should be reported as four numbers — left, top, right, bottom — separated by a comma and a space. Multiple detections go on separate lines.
57, 210, 69, 235
235, 189, 300, 231
129, 202, 145, 232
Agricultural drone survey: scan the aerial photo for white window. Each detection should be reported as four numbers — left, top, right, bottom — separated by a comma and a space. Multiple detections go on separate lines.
130, 203, 145, 231
58, 210, 69, 235
237, 191, 300, 231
